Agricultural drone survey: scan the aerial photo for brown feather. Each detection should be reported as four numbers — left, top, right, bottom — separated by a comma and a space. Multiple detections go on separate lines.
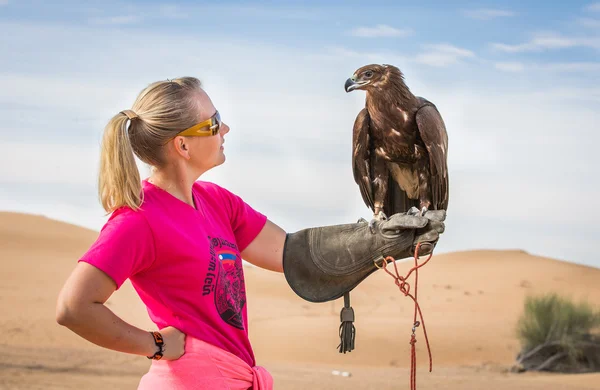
351, 108, 374, 210
415, 100, 449, 210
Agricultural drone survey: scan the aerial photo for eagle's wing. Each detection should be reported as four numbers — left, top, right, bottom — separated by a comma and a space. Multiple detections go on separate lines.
352, 108, 374, 211
415, 100, 449, 210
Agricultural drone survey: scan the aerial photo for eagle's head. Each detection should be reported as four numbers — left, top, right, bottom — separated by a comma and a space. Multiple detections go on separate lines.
344, 64, 403, 93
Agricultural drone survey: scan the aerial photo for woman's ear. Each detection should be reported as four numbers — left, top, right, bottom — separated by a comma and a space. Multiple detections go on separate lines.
173, 136, 191, 159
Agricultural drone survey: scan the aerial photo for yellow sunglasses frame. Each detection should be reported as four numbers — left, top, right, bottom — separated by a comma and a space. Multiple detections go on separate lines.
162, 110, 222, 146
177, 110, 221, 137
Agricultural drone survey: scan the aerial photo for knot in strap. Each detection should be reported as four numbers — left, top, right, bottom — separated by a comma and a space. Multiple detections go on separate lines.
410, 335, 417, 345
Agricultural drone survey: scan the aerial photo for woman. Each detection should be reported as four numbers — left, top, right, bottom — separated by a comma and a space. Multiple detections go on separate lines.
56, 77, 283, 389
56, 76, 445, 389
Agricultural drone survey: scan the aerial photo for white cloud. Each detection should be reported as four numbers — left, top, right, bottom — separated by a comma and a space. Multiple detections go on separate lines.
490, 42, 530, 53
494, 61, 600, 73
157, 5, 190, 19
578, 17, 600, 28
84, 3, 320, 24
89, 15, 140, 25
494, 61, 525, 72
491, 32, 600, 52
0, 72, 136, 113
141, 3, 323, 22
462, 8, 516, 20
229, 5, 320, 21
349, 24, 413, 38
532, 34, 594, 49
523, 86, 600, 103
585, 2, 600, 11
320, 45, 411, 70
541, 62, 600, 72
0, 142, 151, 189
414, 44, 475, 67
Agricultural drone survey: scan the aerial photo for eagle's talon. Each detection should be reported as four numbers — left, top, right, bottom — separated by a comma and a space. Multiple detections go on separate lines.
420, 206, 428, 217
373, 210, 387, 221
368, 210, 387, 234
407, 206, 420, 216
368, 219, 377, 234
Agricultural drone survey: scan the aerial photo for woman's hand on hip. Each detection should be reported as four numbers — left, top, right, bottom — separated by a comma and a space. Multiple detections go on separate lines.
160, 326, 187, 360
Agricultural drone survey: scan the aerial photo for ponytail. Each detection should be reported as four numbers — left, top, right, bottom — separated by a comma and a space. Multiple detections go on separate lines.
98, 112, 142, 213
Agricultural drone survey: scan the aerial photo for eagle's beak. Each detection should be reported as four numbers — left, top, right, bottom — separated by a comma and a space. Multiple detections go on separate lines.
345, 78, 358, 92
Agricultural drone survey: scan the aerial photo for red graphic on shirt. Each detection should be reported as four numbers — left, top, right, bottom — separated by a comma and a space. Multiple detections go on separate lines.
209, 237, 246, 330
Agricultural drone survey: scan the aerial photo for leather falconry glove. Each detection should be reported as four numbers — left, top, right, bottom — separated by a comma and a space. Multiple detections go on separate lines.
282, 207, 446, 353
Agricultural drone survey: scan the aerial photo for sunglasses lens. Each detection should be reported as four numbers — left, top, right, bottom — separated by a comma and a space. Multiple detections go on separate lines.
212, 111, 222, 135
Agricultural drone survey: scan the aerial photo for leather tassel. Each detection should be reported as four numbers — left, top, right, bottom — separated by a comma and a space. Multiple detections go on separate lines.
338, 292, 356, 353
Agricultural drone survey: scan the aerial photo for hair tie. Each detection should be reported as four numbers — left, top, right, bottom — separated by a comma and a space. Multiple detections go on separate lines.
121, 110, 139, 120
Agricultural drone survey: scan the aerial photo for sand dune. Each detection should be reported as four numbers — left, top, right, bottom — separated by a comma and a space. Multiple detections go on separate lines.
1, 211, 599, 389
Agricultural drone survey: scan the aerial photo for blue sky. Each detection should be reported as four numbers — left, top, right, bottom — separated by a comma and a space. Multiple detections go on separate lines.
1, 1, 599, 268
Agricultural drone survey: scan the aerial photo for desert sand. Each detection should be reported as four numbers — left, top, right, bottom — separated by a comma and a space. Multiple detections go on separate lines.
1, 211, 599, 389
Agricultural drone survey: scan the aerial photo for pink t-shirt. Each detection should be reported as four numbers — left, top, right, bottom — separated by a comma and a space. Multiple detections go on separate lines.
79, 180, 267, 367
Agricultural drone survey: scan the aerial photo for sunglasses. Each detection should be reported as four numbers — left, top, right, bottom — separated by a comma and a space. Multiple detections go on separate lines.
177, 110, 222, 137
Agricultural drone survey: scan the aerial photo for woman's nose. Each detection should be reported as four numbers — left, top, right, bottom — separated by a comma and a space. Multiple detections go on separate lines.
221, 122, 230, 135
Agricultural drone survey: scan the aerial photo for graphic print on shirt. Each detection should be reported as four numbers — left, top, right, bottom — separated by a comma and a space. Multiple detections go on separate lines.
205, 236, 246, 330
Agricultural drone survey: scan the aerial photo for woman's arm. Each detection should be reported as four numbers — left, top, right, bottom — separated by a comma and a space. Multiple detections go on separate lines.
55, 262, 185, 359
241, 219, 286, 273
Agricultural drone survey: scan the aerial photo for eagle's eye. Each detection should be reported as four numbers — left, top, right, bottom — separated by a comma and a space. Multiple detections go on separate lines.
364, 71, 373, 78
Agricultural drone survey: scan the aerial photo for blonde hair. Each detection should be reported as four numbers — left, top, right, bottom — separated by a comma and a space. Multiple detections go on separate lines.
99, 77, 204, 213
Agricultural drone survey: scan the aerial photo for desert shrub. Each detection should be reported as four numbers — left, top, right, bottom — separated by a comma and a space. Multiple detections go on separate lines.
515, 292, 600, 372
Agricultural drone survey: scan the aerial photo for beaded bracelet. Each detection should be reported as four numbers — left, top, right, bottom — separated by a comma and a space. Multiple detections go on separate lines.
147, 331, 165, 360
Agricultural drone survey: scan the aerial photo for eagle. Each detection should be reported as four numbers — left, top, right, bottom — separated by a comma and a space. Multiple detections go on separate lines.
344, 64, 449, 230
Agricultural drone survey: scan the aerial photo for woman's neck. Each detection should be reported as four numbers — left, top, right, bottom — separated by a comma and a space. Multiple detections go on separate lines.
148, 167, 198, 209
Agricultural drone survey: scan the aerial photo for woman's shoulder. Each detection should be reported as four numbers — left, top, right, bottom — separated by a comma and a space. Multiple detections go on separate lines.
193, 180, 254, 219
106, 204, 150, 229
